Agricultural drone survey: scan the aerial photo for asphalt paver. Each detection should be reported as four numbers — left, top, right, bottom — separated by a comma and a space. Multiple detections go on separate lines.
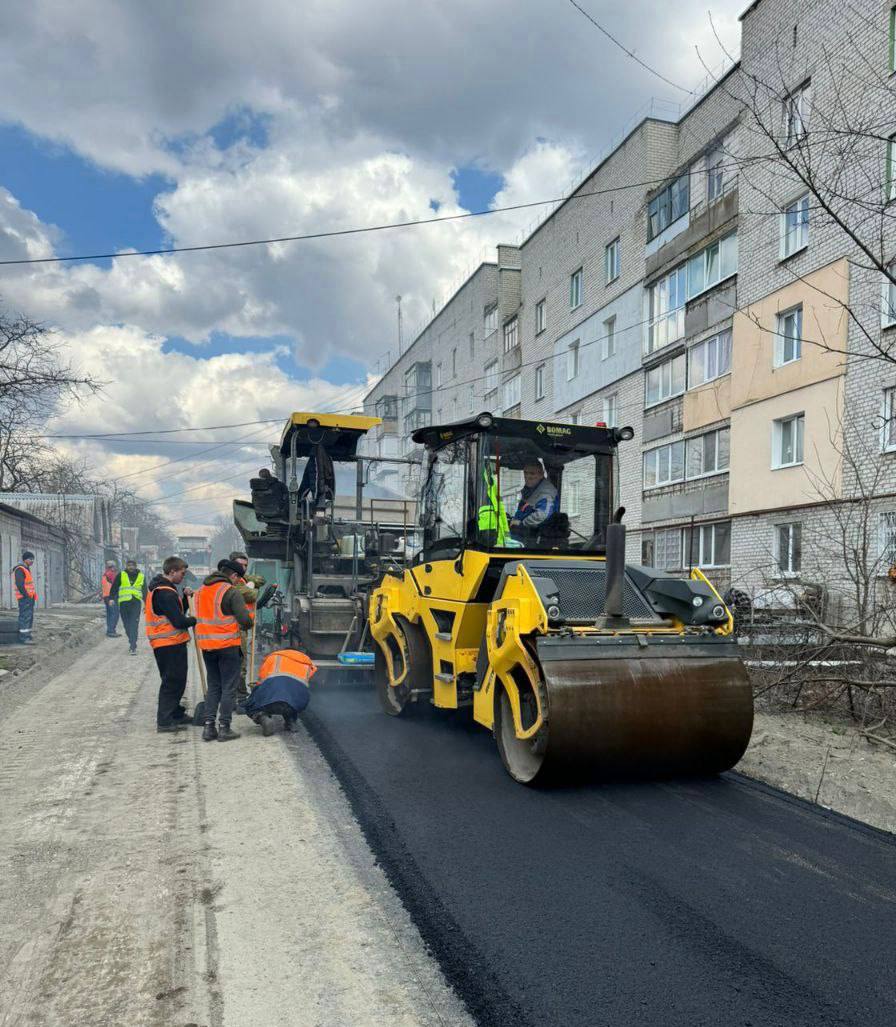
303, 674, 896, 1027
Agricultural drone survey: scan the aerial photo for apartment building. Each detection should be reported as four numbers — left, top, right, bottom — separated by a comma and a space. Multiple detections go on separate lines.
363, 0, 896, 618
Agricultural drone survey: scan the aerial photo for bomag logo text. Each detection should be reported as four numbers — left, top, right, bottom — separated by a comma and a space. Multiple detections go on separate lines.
537, 424, 572, 437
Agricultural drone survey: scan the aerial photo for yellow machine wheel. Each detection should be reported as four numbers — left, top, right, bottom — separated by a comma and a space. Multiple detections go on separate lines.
375, 618, 431, 717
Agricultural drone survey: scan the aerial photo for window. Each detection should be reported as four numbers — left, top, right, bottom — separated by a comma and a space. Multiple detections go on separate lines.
646, 352, 686, 406
502, 374, 521, 412
503, 316, 519, 353
687, 232, 738, 298
642, 528, 682, 571
451, 348, 457, 377
775, 522, 802, 575
781, 194, 810, 257
775, 306, 803, 366
647, 173, 690, 241
643, 440, 686, 488
484, 359, 499, 397
880, 511, 896, 565
882, 387, 896, 451
887, 134, 896, 202
569, 410, 582, 426
603, 393, 618, 427
890, 6, 896, 74
784, 82, 811, 147
682, 522, 731, 568
535, 299, 546, 334
567, 339, 580, 381
688, 330, 732, 387
535, 364, 545, 401
436, 362, 442, 388
647, 266, 687, 353
567, 480, 581, 517
605, 238, 620, 283
484, 304, 498, 334
603, 315, 616, 358
686, 428, 730, 478
706, 148, 724, 201
469, 331, 475, 356
570, 268, 583, 309
773, 413, 805, 468
883, 268, 896, 327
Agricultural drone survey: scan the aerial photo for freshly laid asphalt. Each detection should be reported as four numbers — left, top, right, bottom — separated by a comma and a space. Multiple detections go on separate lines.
301, 674, 896, 1027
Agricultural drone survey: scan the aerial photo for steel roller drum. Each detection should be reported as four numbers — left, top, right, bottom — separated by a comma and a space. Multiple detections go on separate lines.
497, 636, 754, 784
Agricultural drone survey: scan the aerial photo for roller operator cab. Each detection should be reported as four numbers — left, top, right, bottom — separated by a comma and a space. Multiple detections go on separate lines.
369, 413, 754, 784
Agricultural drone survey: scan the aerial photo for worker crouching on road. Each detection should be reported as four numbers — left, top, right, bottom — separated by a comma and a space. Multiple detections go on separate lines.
111, 558, 146, 655
242, 648, 315, 736
101, 560, 120, 637
146, 557, 197, 733
195, 559, 253, 742
12, 551, 38, 645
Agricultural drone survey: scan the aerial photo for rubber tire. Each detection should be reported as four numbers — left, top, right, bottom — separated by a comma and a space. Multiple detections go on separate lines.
375, 618, 431, 717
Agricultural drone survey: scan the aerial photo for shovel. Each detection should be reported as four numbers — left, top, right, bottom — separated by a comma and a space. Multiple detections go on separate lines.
188, 596, 209, 725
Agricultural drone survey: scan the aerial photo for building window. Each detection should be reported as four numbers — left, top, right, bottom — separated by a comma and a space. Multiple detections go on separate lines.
890, 6, 896, 74
484, 304, 498, 334
706, 148, 724, 201
775, 522, 802, 575
469, 331, 475, 356
436, 362, 442, 388
887, 134, 896, 202
569, 410, 582, 426
605, 238, 620, 283
603, 315, 616, 358
567, 480, 581, 517
603, 393, 618, 427
784, 81, 811, 147
535, 364, 545, 401
535, 299, 546, 335
781, 194, 810, 258
567, 339, 580, 381
569, 268, 583, 309
642, 528, 682, 571
647, 173, 689, 241
503, 373, 521, 412
451, 348, 457, 377
484, 359, 499, 397
646, 352, 686, 406
882, 387, 896, 451
882, 268, 896, 327
685, 427, 730, 478
687, 231, 738, 298
643, 440, 686, 488
683, 521, 731, 568
775, 306, 803, 366
503, 316, 519, 353
688, 330, 731, 387
375, 395, 399, 420
773, 413, 805, 468
879, 511, 896, 565
647, 266, 687, 353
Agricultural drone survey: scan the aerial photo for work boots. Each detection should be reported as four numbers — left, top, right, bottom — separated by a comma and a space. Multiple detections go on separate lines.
217, 722, 241, 742
202, 720, 218, 742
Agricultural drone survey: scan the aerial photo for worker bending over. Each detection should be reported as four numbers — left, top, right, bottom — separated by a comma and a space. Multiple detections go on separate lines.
146, 556, 197, 732
242, 648, 315, 735
195, 559, 253, 742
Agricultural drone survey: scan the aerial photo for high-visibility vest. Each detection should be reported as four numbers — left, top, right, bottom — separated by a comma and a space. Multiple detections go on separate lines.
257, 648, 316, 685
12, 564, 37, 601
238, 576, 256, 623
101, 575, 114, 598
477, 467, 510, 544
145, 584, 191, 649
118, 571, 145, 604
194, 581, 242, 651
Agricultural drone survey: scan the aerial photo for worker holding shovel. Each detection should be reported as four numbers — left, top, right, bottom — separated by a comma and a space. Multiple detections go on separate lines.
145, 557, 197, 732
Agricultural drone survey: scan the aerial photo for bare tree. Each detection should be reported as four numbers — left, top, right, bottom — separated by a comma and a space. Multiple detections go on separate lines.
209, 513, 244, 566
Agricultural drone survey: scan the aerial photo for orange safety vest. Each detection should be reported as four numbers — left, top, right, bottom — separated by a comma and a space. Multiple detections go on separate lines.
257, 648, 317, 684
145, 584, 191, 649
12, 564, 37, 601
101, 575, 114, 598
238, 576, 256, 623
194, 581, 242, 651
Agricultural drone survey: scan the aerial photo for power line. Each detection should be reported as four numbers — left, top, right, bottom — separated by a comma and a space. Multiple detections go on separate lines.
42, 417, 284, 440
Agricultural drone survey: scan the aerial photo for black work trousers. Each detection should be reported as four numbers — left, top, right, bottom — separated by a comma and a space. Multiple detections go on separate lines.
201, 646, 242, 725
119, 599, 142, 650
153, 642, 188, 727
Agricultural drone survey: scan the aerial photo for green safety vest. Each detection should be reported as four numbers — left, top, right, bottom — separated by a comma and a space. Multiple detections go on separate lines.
477, 467, 510, 545
118, 571, 145, 604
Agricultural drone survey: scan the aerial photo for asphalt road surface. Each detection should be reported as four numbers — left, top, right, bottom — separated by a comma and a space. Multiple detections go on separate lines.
302, 673, 896, 1027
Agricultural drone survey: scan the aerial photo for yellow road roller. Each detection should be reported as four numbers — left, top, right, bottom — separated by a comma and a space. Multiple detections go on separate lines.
368, 412, 753, 784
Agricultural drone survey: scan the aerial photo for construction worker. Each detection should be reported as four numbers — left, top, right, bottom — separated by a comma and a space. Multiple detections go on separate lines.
477, 462, 510, 545
194, 558, 253, 742
101, 560, 120, 638
146, 556, 197, 733
243, 648, 315, 735
12, 551, 38, 645
111, 558, 146, 655
510, 460, 559, 541
227, 550, 265, 696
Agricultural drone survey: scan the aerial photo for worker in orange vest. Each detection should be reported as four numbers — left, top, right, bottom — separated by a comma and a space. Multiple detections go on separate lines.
194, 559, 253, 742
101, 560, 120, 638
12, 551, 38, 645
146, 556, 197, 733
242, 648, 316, 736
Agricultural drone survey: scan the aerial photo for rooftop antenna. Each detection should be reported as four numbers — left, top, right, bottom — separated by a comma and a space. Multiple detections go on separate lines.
396, 295, 403, 354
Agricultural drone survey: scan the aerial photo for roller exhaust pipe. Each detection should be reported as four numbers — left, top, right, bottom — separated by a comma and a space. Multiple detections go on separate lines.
596, 521, 629, 629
